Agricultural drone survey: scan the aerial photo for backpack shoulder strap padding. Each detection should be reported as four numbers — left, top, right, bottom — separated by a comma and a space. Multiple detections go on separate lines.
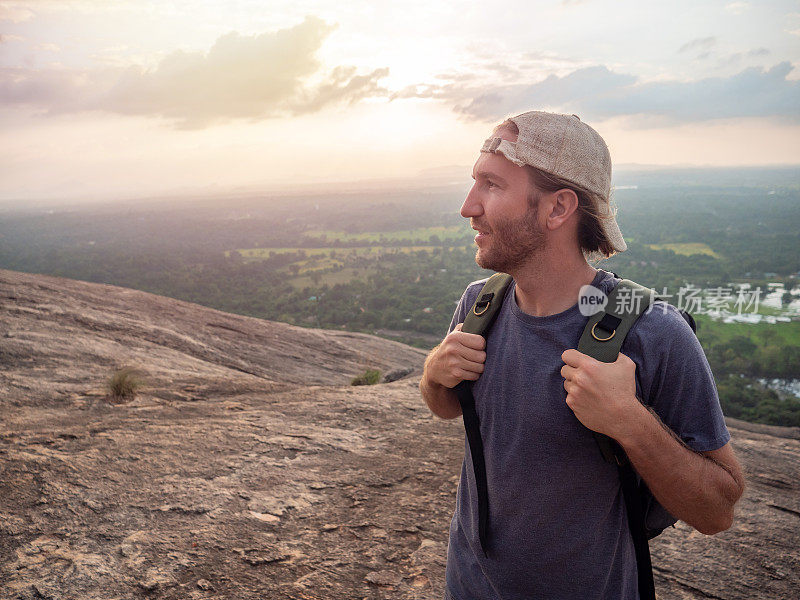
461, 273, 513, 338
577, 279, 656, 364
577, 279, 656, 464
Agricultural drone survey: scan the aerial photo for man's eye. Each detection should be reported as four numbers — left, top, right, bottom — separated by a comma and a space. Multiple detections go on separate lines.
487, 181, 497, 188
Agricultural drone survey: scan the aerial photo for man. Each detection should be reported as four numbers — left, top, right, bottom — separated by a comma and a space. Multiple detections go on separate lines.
419, 111, 745, 599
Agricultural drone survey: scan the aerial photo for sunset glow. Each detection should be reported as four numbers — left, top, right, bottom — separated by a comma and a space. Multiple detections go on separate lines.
1, 0, 799, 202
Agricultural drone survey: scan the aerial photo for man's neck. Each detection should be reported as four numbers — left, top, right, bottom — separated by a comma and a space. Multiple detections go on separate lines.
510, 246, 599, 318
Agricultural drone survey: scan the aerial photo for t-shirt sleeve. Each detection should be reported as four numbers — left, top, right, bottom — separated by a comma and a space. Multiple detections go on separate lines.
623, 302, 731, 453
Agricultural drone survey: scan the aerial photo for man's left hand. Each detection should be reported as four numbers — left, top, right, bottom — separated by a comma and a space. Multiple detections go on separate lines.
560, 349, 645, 440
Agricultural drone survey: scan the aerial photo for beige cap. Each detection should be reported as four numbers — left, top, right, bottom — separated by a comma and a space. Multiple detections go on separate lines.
480, 110, 627, 256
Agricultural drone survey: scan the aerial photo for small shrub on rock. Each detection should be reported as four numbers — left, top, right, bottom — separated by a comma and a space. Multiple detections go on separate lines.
351, 369, 381, 386
106, 366, 146, 403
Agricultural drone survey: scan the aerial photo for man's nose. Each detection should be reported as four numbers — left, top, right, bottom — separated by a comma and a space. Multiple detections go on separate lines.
460, 184, 483, 218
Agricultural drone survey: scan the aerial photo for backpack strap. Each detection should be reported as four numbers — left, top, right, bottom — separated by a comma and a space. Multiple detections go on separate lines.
461, 273, 514, 336
577, 279, 656, 363
452, 272, 513, 556
577, 279, 656, 462
577, 278, 658, 600
619, 454, 657, 600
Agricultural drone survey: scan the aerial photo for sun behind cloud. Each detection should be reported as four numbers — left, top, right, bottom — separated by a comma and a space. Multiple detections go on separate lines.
1, 16, 390, 128
0, 1, 798, 202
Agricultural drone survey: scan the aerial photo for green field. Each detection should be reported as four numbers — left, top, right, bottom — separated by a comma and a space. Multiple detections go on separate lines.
231, 245, 465, 262
647, 242, 721, 258
303, 225, 472, 243
288, 266, 379, 289
696, 315, 800, 346
228, 245, 467, 283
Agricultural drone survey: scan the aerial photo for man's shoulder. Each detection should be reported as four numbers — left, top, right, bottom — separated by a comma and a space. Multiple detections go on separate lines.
465, 276, 491, 290
460, 275, 518, 311
461, 277, 492, 305
635, 300, 695, 336
625, 298, 703, 360
603, 272, 696, 346
621, 290, 727, 449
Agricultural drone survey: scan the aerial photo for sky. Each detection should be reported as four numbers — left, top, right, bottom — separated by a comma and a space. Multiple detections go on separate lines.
1, 0, 799, 202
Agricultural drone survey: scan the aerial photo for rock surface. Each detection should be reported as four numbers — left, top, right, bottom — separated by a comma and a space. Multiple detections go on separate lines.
1, 268, 798, 599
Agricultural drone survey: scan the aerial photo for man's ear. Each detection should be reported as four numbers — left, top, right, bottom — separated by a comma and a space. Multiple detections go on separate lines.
545, 188, 579, 231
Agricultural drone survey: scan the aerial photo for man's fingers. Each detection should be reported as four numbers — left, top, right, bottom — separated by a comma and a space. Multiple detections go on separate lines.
462, 360, 485, 374
449, 354, 484, 374
455, 331, 486, 350
561, 348, 595, 368
450, 322, 486, 350
616, 351, 635, 367
455, 368, 481, 382
457, 346, 486, 364
560, 364, 577, 380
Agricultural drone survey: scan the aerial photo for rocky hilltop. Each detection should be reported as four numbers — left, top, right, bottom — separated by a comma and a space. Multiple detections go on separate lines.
1, 268, 798, 599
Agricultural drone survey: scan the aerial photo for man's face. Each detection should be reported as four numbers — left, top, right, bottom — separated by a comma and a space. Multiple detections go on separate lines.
460, 129, 545, 273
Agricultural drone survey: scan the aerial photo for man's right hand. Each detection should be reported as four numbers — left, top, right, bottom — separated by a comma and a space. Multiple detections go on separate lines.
424, 323, 487, 389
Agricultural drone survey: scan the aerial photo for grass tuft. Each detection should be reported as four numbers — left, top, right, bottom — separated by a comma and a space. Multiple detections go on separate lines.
106, 366, 146, 403
350, 369, 381, 386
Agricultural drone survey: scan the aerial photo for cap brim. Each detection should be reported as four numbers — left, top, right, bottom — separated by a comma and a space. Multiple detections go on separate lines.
603, 214, 627, 253
480, 137, 525, 167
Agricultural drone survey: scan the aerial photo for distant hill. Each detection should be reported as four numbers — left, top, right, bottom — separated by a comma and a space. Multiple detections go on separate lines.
0, 269, 797, 599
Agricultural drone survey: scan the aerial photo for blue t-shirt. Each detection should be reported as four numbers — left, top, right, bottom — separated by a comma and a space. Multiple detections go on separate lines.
444, 269, 730, 600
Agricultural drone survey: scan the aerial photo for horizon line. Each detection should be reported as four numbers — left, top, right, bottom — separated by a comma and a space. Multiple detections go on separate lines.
1, 163, 798, 210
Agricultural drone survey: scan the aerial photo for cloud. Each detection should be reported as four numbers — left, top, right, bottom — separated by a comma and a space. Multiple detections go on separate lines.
396, 62, 800, 125
725, 2, 750, 15
0, 3, 34, 23
787, 12, 800, 36
292, 64, 389, 114
0, 16, 390, 128
678, 37, 716, 54
459, 66, 637, 121
717, 47, 771, 68
0, 33, 23, 43
34, 42, 60, 52
678, 37, 768, 66
391, 65, 636, 118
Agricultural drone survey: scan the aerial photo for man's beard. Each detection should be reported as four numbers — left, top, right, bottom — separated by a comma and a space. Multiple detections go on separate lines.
472, 203, 545, 273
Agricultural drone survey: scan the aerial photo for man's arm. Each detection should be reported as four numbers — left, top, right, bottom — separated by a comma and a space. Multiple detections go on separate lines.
420, 355, 462, 419
561, 349, 745, 535
420, 323, 486, 420
615, 404, 744, 534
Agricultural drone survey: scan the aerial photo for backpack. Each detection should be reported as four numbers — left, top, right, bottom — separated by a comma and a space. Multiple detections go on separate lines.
454, 272, 694, 600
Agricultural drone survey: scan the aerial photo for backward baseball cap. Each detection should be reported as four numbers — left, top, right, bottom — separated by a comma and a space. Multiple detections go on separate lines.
481, 110, 627, 256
